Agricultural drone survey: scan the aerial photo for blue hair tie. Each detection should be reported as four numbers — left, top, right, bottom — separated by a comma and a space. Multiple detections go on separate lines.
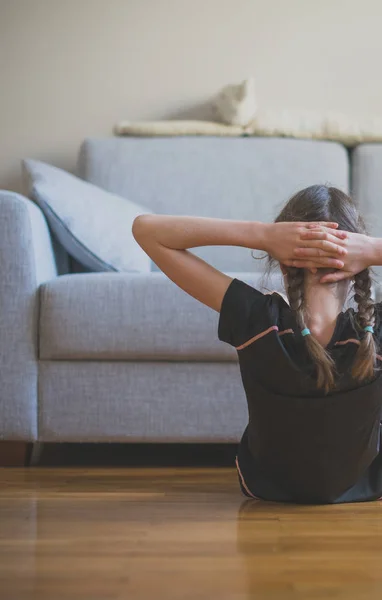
364, 326, 374, 334
301, 328, 311, 337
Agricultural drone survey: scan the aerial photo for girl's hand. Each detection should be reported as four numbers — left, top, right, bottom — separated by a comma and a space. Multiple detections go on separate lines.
263, 222, 347, 270
296, 226, 375, 282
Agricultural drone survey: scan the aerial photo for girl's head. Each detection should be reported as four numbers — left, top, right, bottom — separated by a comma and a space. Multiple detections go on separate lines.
269, 184, 376, 392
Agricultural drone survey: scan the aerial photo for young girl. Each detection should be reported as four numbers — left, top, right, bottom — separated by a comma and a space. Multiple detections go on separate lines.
132, 184, 382, 504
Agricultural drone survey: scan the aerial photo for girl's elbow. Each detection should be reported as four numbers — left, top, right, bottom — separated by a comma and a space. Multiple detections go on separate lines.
132, 214, 153, 240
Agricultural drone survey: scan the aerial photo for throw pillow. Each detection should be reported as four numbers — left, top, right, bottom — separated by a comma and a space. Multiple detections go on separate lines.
22, 159, 152, 273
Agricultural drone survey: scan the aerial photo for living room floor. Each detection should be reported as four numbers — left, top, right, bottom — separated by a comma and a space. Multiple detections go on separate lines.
1, 465, 382, 600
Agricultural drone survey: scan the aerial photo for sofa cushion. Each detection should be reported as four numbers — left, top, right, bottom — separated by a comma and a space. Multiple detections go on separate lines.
22, 159, 152, 273
38, 361, 248, 442
39, 271, 283, 360
351, 144, 382, 279
78, 137, 350, 273
351, 144, 382, 236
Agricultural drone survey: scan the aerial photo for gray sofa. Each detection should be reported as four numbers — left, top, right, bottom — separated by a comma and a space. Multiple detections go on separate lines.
1, 137, 382, 461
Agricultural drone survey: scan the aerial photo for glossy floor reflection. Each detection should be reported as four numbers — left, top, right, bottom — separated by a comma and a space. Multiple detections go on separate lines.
0, 468, 382, 599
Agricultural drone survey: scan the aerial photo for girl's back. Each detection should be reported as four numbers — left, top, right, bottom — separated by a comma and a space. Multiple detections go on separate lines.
219, 277, 382, 504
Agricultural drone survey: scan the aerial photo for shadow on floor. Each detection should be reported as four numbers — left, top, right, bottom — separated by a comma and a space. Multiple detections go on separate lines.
37, 443, 238, 467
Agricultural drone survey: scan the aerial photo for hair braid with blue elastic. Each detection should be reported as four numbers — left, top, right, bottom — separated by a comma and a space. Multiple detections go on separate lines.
352, 268, 377, 380
287, 267, 336, 393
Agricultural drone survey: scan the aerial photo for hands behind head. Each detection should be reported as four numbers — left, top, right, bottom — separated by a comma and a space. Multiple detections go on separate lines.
290, 224, 375, 283
264, 221, 374, 282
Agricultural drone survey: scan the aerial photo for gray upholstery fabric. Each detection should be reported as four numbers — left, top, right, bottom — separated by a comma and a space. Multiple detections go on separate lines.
352, 144, 382, 236
351, 144, 382, 278
78, 137, 349, 272
0, 192, 57, 440
39, 360, 247, 442
39, 271, 283, 360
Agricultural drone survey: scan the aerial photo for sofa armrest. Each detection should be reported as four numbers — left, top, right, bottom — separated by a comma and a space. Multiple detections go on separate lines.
0, 191, 57, 440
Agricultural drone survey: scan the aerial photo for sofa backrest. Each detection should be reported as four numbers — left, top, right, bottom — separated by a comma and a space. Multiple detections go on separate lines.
351, 144, 382, 283
78, 137, 349, 273
351, 145, 382, 236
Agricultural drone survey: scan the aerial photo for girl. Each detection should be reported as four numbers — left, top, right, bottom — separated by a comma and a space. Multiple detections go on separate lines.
132, 185, 382, 504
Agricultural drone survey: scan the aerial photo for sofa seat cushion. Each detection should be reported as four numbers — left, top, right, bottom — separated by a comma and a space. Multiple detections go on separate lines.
39, 272, 281, 360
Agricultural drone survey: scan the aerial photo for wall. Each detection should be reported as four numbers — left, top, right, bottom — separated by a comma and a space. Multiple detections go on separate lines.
0, 0, 380, 191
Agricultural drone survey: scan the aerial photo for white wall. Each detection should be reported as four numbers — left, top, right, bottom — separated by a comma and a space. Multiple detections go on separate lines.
0, 0, 381, 191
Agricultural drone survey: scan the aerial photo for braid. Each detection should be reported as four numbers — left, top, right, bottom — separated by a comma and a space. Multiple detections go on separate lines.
352, 269, 377, 381
287, 268, 336, 393
287, 267, 305, 313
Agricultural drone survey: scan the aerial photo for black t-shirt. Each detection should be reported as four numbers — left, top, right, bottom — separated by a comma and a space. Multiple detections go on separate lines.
218, 278, 382, 504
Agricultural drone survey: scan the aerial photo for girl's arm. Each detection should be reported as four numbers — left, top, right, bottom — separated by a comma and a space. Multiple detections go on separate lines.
371, 238, 382, 265
132, 215, 265, 311
132, 215, 345, 311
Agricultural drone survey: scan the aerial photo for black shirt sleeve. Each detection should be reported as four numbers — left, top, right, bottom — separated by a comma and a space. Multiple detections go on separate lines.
218, 278, 273, 348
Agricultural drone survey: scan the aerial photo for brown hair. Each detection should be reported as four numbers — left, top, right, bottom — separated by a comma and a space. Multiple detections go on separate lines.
269, 185, 377, 393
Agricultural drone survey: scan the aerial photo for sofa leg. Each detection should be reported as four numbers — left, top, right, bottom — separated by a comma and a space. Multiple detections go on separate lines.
29, 442, 44, 466
0, 442, 30, 466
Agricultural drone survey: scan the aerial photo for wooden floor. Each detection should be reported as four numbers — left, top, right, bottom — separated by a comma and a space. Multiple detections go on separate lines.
1, 468, 382, 600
